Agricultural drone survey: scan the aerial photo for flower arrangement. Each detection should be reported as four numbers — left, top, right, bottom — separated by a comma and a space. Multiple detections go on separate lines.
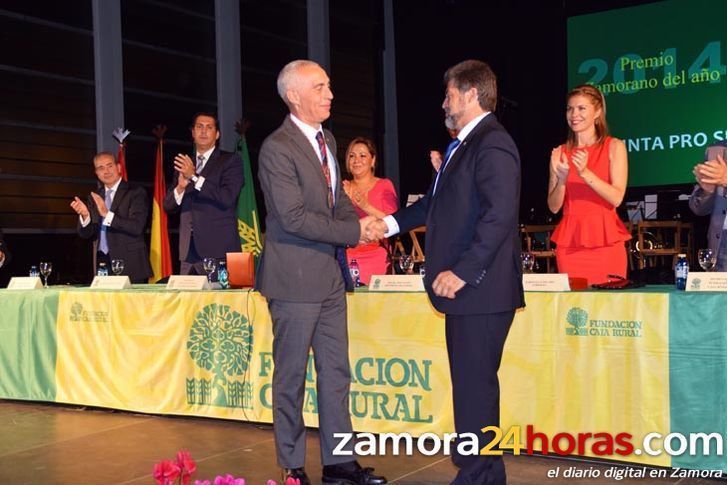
152, 450, 300, 485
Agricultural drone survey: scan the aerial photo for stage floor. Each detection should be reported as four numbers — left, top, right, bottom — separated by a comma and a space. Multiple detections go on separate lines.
0, 400, 703, 484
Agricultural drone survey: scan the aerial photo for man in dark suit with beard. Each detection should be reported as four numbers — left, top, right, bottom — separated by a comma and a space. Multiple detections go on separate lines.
163, 113, 244, 275
70, 152, 152, 283
375, 60, 524, 485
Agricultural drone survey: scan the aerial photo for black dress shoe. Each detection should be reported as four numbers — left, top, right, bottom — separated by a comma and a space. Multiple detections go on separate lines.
282, 467, 311, 485
322, 461, 387, 484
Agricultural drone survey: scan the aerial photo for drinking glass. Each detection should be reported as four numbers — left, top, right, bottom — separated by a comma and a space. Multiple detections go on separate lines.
203, 257, 218, 282
111, 259, 125, 276
698, 249, 717, 272
39, 261, 52, 288
398, 255, 414, 274
521, 252, 535, 273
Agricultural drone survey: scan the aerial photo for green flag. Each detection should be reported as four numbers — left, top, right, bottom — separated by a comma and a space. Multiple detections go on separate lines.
236, 135, 263, 262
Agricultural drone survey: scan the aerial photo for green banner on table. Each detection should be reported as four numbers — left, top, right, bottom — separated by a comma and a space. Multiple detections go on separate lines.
502, 291, 671, 468
3, 286, 727, 473
669, 292, 727, 471
0, 290, 57, 401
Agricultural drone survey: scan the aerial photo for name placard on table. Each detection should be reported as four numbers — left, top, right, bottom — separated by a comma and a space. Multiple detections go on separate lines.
6, 277, 43, 290
368, 275, 425, 292
522, 273, 571, 292
686, 272, 727, 292
90, 276, 132, 290
166, 275, 212, 290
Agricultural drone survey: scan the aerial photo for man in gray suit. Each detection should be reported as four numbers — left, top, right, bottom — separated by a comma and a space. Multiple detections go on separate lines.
256, 60, 386, 485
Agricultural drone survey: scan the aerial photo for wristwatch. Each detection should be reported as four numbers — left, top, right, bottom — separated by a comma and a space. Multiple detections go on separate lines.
190, 173, 199, 183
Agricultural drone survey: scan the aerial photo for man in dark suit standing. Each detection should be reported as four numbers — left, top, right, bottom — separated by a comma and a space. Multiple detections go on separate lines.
256, 60, 386, 485
376, 60, 524, 485
0, 228, 11, 270
70, 152, 152, 283
163, 113, 244, 275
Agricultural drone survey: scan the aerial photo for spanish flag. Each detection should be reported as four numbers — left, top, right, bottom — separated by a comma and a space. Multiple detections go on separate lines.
117, 142, 128, 181
149, 137, 172, 282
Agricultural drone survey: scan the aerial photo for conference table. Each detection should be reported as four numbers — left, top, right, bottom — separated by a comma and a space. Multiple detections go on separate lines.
0, 285, 725, 472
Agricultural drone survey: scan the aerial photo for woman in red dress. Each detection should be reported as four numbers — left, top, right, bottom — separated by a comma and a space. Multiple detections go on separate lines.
548, 85, 631, 285
342, 137, 399, 285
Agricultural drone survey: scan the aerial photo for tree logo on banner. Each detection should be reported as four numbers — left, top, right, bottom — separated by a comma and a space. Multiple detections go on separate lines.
68, 301, 109, 323
565, 307, 588, 336
70, 302, 84, 322
186, 304, 253, 409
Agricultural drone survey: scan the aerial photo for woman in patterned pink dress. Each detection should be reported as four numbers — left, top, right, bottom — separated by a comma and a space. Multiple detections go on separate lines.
342, 137, 399, 285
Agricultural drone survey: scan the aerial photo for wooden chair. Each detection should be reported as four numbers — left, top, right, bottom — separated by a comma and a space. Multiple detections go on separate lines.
389, 226, 426, 273
408, 226, 426, 264
520, 224, 557, 273
624, 222, 638, 272
636, 221, 693, 269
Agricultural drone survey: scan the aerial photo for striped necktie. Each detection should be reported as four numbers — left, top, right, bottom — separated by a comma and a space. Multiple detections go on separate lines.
315, 131, 334, 209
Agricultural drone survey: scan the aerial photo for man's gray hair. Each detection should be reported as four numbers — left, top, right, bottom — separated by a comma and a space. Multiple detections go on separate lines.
276, 59, 321, 105
93, 151, 117, 165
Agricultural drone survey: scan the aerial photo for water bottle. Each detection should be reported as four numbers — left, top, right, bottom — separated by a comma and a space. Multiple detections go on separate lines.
217, 260, 229, 289
97, 261, 109, 277
349, 259, 361, 287
675, 253, 688, 291
29, 265, 39, 277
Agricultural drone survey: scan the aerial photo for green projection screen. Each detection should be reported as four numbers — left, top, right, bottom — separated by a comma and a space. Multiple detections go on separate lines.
567, 0, 727, 187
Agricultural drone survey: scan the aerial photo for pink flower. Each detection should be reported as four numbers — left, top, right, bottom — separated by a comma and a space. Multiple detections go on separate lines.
153, 460, 182, 485
213, 475, 245, 485
285, 478, 301, 485
266, 481, 278, 485
176, 450, 198, 485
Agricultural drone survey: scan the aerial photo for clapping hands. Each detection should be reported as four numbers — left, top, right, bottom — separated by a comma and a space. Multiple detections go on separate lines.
70, 196, 90, 220
90, 192, 109, 217
571, 149, 589, 175
550, 147, 569, 183
694, 154, 727, 193
70, 192, 110, 220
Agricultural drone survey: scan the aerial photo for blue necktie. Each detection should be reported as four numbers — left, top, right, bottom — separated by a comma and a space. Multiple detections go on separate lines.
433, 138, 461, 194
98, 189, 113, 254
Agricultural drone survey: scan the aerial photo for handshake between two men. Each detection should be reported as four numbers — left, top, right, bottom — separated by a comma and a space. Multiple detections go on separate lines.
358, 216, 388, 244
355, 215, 466, 299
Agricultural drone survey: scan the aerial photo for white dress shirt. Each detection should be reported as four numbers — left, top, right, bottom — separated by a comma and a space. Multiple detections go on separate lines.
289, 114, 338, 199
